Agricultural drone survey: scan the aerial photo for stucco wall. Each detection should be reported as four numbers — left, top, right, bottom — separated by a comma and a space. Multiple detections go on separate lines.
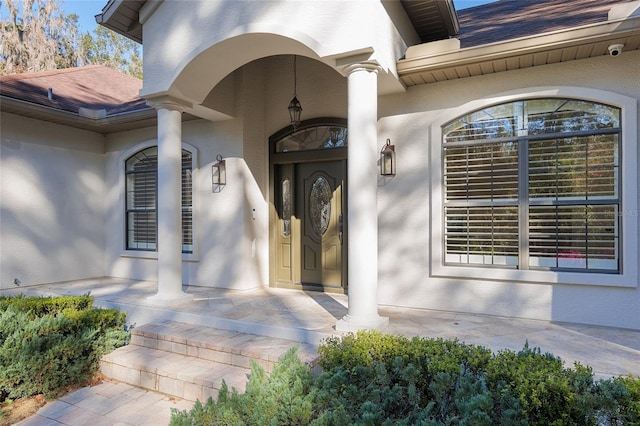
102, 118, 257, 289
139, 0, 406, 103
0, 113, 106, 289
377, 50, 640, 330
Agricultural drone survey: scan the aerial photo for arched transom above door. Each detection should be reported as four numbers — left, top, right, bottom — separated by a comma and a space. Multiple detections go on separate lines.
275, 124, 348, 153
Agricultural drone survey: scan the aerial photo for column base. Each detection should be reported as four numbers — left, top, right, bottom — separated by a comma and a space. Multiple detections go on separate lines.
336, 314, 389, 333
146, 291, 193, 307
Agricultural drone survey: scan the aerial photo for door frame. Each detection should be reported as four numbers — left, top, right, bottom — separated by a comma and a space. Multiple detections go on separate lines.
268, 117, 348, 293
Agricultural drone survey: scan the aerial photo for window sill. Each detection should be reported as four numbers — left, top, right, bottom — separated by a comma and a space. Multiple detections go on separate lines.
431, 263, 637, 288
120, 251, 200, 263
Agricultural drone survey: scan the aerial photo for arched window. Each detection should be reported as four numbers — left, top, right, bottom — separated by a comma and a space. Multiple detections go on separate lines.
442, 98, 621, 272
125, 147, 193, 253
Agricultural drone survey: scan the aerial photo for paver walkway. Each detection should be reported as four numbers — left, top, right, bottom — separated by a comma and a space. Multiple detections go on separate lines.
16, 380, 192, 426
5, 277, 640, 425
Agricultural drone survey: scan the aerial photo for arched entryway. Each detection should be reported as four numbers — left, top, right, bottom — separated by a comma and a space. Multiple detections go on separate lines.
269, 118, 348, 293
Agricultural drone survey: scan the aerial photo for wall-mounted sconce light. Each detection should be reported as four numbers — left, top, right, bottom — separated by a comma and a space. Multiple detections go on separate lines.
380, 139, 396, 176
212, 154, 226, 192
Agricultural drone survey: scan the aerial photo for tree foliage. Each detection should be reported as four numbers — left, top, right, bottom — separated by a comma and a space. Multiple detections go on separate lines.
82, 25, 142, 78
0, 0, 142, 77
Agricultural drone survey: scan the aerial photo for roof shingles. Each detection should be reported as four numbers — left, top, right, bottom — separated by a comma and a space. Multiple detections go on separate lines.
456, 0, 633, 48
0, 65, 147, 116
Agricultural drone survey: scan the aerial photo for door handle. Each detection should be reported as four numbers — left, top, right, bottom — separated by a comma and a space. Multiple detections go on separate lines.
338, 213, 343, 244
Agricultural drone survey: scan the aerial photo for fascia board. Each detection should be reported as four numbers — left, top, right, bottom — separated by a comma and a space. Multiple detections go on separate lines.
398, 16, 640, 74
1, 95, 156, 132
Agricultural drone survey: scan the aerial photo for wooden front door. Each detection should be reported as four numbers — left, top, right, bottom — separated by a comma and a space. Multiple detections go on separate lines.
298, 161, 345, 288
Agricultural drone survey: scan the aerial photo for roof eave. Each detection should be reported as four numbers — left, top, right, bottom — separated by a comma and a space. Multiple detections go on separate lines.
437, 0, 459, 37
1, 95, 157, 134
95, 0, 143, 43
397, 15, 640, 86
399, 0, 460, 43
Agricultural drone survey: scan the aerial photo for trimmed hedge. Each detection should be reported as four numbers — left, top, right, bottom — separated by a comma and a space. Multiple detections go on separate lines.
0, 295, 129, 401
315, 333, 495, 425
0, 294, 93, 316
172, 330, 640, 425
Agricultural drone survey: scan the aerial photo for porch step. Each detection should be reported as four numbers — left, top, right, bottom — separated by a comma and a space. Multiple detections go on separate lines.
100, 320, 320, 402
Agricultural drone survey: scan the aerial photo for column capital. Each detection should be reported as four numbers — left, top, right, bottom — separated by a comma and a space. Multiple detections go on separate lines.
343, 61, 381, 76
145, 93, 191, 113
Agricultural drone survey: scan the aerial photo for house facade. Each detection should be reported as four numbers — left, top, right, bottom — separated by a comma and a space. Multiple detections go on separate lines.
1, 0, 640, 331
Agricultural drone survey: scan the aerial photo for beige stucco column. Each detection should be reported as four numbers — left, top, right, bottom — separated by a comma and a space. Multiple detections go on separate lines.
336, 62, 389, 332
147, 100, 193, 306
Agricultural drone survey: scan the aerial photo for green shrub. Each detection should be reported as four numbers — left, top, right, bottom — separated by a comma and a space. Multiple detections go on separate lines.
318, 331, 492, 380
172, 331, 640, 426
619, 376, 640, 423
170, 347, 315, 426
61, 305, 127, 332
0, 308, 95, 398
315, 331, 495, 424
313, 357, 493, 425
0, 294, 93, 317
485, 343, 596, 425
0, 295, 129, 401
589, 376, 640, 425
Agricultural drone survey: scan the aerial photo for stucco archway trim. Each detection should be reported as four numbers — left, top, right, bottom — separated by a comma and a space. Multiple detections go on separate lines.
143, 29, 325, 106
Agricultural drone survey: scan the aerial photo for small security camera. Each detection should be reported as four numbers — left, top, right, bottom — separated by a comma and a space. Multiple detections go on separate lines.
608, 43, 624, 57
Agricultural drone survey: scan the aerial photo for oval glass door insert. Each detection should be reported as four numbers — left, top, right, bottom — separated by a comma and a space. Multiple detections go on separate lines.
310, 176, 332, 236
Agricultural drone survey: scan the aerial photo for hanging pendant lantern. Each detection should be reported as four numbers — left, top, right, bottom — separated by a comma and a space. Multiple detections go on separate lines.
288, 55, 302, 128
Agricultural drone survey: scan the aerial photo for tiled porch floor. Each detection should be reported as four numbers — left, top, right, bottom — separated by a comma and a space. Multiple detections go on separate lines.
3, 277, 639, 379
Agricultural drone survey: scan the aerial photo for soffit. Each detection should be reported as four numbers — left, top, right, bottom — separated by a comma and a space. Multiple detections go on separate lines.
1, 97, 200, 134
95, 0, 144, 43
397, 16, 640, 87
1, 96, 157, 134
400, 0, 459, 42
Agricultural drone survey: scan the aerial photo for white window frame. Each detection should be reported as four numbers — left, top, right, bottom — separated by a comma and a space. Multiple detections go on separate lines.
430, 87, 637, 288
119, 140, 199, 261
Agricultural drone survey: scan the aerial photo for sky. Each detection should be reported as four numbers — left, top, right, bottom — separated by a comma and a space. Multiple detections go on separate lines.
454, 0, 497, 11
61, 0, 497, 34
62, 1, 103, 33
